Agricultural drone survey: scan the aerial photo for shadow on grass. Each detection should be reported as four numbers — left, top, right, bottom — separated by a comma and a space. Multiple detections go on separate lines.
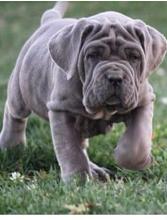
0, 144, 58, 175
0, 142, 158, 185
0, 115, 166, 183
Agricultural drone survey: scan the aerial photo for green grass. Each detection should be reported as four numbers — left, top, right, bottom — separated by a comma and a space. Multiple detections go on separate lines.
0, 1, 167, 214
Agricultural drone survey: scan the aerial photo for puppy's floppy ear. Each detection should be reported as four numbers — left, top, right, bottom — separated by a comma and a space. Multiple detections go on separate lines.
146, 26, 167, 73
133, 20, 167, 75
49, 19, 94, 80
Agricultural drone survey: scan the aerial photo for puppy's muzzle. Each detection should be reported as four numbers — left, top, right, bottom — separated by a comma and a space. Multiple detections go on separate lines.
105, 68, 123, 95
83, 61, 136, 117
107, 74, 123, 88
95, 65, 125, 105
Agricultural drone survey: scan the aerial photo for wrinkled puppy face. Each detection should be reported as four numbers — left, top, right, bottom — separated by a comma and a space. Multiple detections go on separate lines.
49, 18, 167, 119
80, 23, 145, 117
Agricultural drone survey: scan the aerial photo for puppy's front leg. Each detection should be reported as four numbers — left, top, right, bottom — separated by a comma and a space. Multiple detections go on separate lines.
48, 111, 91, 183
114, 102, 154, 170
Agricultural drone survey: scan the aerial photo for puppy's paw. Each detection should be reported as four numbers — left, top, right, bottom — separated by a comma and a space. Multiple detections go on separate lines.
61, 169, 91, 184
114, 146, 153, 171
89, 161, 115, 182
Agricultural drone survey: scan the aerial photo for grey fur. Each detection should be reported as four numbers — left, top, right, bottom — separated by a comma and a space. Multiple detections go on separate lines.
0, 3, 166, 182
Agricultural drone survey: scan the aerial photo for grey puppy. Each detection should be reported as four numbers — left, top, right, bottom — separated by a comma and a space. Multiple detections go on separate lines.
0, 2, 166, 182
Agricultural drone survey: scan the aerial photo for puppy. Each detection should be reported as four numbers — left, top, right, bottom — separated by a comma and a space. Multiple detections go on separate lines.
0, 2, 166, 182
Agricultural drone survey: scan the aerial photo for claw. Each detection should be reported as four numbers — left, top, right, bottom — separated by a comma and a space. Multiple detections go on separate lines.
89, 161, 116, 182
102, 167, 116, 178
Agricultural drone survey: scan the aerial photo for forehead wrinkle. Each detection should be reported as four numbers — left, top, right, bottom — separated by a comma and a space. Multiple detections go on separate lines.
89, 25, 140, 54
108, 24, 140, 50
83, 40, 109, 53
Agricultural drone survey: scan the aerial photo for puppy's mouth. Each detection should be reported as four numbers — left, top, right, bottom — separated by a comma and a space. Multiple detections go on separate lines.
106, 95, 121, 106
84, 96, 123, 120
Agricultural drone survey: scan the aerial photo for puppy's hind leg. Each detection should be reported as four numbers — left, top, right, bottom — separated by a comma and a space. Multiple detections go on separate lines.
0, 103, 30, 149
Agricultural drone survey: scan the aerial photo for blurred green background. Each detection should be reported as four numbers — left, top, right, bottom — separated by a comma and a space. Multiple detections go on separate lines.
0, 1, 167, 214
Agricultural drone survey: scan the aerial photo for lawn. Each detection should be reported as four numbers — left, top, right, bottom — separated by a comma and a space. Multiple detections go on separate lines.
0, 1, 167, 214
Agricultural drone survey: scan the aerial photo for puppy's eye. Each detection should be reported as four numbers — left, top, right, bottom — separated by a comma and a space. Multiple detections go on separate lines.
125, 49, 140, 61
87, 52, 101, 60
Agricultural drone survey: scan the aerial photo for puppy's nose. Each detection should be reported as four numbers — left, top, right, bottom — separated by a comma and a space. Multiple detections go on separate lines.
107, 75, 122, 87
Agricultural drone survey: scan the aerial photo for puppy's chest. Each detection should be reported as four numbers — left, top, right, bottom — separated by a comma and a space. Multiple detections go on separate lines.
74, 114, 125, 138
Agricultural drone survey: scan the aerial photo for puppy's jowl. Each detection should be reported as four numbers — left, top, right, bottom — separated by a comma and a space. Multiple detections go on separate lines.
0, 2, 166, 182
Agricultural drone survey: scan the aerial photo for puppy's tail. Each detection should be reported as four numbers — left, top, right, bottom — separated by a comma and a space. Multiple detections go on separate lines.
53, 2, 69, 18
41, 1, 69, 26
